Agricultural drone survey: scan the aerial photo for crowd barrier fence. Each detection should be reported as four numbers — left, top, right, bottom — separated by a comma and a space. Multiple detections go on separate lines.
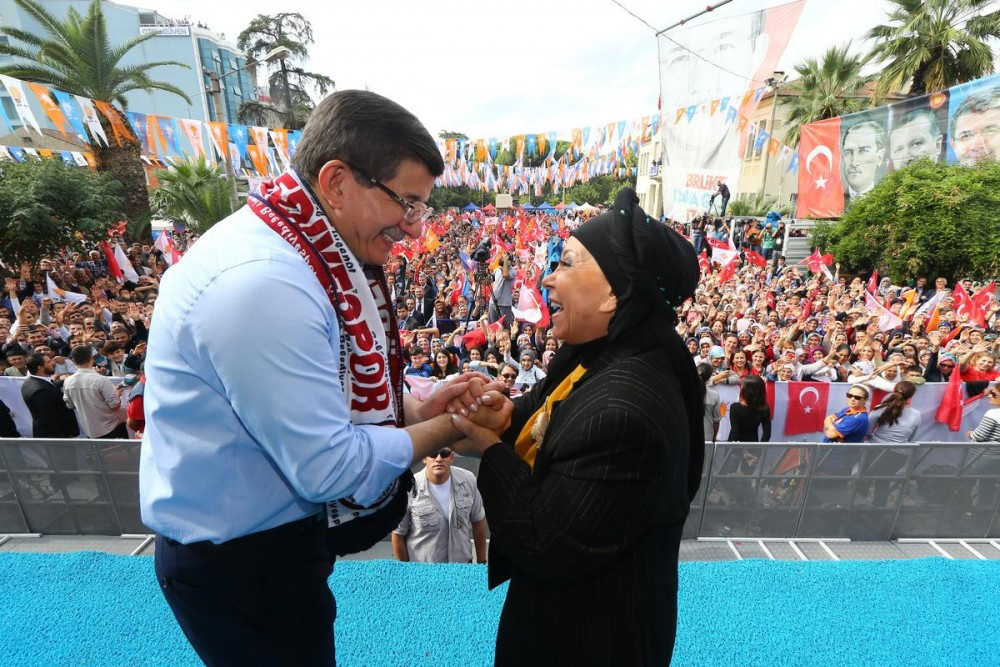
1, 439, 998, 541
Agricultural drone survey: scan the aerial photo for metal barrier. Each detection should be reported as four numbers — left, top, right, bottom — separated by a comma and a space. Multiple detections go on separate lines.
2, 439, 999, 540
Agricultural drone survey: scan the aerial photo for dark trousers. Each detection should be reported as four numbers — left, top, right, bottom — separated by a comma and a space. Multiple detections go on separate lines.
96, 422, 129, 439
155, 515, 336, 666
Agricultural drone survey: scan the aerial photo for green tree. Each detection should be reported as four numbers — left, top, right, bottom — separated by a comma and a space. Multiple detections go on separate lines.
727, 192, 792, 217
0, 158, 123, 267
150, 158, 236, 234
0, 0, 190, 229
812, 158, 1000, 283
867, 0, 1000, 100
237, 13, 334, 130
781, 43, 873, 147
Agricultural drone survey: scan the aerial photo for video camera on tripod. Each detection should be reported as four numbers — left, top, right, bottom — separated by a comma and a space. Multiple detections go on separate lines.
471, 238, 494, 286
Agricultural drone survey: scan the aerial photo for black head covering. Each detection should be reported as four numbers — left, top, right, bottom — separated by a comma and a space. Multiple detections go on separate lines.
562, 188, 704, 501
572, 188, 700, 337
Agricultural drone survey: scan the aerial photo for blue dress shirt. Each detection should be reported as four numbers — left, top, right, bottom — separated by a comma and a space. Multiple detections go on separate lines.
139, 210, 413, 544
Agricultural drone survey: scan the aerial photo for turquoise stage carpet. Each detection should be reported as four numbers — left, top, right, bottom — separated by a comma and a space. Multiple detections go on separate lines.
0, 553, 997, 665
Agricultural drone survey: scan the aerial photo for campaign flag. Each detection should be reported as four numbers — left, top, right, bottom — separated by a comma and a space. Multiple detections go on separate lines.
952, 281, 985, 327
93, 100, 135, 144
512, 282, 549, 327
404, 375, 437, 401
915, 290, 946, 319
74, 95, 109, 146
0, 75, 42, 134
45, 274, 88, 304
154, 232, 182, 265
179, 119, 207, 158
113, 242, 141, 284
867, 269, 879, 295
27, 83, 71, 136
229, 124, 250, 159
287, 130, 303, 158
125, 112, 151, 152
50, 89, 89, 144
795, 118, 844, 218
157, 117, 182, 156
865, 290, 903, 331
784, 382, 830, 436
207, 122, 229, 161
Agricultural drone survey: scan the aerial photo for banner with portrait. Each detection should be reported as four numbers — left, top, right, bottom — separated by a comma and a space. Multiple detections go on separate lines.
797, 71, 1000, 218
657, 0, 805, 222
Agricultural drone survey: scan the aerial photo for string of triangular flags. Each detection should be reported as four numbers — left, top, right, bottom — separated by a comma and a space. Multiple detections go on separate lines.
0, 72, 302, 180
437, 113, 660, 194
671, 85, 801, 175
0, 144, 95, 168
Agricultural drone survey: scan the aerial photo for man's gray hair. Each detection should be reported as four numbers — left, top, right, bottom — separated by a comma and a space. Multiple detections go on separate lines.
949, 85, 1000, 138
292, 90, 444, 184
843, 120, 887, 151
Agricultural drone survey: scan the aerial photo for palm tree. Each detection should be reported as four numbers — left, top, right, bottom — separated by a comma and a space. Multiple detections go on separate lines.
727, 192, 792, 218
0, 0, 191, 230
150, 158, 235, 233
236, 13, 334, 130
780, 43, 874, 147
868, 0, 1000, 100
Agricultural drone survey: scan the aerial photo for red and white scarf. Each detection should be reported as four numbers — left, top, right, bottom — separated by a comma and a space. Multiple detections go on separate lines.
248, 168, 405, 526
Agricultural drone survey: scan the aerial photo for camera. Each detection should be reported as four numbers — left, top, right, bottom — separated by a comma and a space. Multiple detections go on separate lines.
472, 238, 492, 263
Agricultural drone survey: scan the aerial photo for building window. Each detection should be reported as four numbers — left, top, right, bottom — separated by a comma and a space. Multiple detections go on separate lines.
752, 120, 767, 159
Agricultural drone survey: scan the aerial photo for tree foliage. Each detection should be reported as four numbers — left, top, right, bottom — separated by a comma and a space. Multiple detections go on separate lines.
0, 0, 190, 107
236, 13, 334, 130
727, 192, 792, 217
812, 159, 1000, 283
150, 158, 236, 234
0, 0, 191, 229
0, 158, 123, 267
867, 0, 1000, 100
781, 43, 873, 147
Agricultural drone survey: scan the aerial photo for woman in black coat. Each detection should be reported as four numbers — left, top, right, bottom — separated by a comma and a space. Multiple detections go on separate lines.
451, 189, 703, 665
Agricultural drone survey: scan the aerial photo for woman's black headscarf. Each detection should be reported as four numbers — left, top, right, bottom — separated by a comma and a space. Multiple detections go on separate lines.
565, 188, 704, 500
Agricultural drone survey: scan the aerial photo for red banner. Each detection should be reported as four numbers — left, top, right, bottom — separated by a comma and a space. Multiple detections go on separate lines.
796, 118, 844, 218
784, 382, 830, 436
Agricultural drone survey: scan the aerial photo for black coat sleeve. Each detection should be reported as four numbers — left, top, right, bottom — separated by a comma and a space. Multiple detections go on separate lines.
478, 392, 686, 584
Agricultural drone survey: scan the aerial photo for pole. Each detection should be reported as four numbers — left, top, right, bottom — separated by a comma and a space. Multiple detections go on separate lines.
761, 85, 780, 196
280, 59, 294, 123
208, 72, 241, 212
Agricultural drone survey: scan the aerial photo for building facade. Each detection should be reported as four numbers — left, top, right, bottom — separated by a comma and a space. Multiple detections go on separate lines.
635, 127, 664, 218
0, 0, 255, 130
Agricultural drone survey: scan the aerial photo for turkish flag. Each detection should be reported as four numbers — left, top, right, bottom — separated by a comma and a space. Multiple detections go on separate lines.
718, 256, 740, 284
972, 282, 995, 317
952, 281, 985, 327
867, 270, 879, 295
744, 250, 768, 268
795, 117, 844, 218
784, 381, 830, 436
935, 363, 965, 432
698, 250, 711, 275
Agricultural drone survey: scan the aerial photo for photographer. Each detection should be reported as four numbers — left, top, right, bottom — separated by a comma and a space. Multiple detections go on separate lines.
489, 249, 513, 325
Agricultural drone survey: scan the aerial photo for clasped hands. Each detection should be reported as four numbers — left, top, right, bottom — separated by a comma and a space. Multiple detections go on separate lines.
414, 372, 513, 457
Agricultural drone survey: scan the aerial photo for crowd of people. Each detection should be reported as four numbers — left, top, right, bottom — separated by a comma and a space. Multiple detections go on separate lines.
2, 207, 1000, 450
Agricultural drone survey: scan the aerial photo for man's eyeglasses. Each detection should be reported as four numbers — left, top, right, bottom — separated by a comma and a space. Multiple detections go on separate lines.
938, 363, 955, 369
343, 162, 434, 224
846, 393, 867, 400
501, 373, 517, 380
432, 449, 453, 459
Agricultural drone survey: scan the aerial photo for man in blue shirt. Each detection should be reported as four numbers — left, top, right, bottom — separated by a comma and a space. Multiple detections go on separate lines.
140, 91, 510, 666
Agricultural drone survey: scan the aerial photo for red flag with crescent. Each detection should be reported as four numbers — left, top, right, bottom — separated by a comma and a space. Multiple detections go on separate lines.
784, 381, 830, 436
795, 117, 843, 218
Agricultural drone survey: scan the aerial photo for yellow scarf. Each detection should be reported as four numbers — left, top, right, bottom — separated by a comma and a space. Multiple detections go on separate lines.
514, 364, 587, 471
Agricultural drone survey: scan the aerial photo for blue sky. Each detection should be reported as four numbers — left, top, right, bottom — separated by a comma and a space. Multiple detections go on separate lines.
155, 0, 924, 139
